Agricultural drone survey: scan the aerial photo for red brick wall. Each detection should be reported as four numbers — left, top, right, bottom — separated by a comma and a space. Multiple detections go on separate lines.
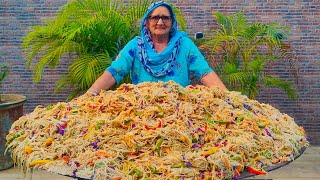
1, 0, 319, 144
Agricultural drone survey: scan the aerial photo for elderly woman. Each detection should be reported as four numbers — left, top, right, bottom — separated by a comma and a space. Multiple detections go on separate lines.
88, 1, 227, 95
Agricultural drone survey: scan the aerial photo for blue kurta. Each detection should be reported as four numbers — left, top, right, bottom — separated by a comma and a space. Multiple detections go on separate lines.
106, 36, 213, 87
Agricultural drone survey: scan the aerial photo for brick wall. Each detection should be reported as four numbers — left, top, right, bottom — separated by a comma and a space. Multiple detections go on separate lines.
0, 0, 319, 144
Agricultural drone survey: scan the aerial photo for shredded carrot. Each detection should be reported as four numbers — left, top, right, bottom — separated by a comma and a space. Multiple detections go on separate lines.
96, 150, 115, 158
222, 155, 230, 169
111, 177, 122, 180
62, 155, 70, 163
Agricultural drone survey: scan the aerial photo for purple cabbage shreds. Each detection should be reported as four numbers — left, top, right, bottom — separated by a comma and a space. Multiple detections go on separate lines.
232, 174, 240, 180
132, 124, 136, 128
230, 112, 234, 116
31, 130, 35, 137
187, 120, 192, 127
185, 161, 193, 167
72, 169, 78, 177
108, 166, 115, 170
191, 143, 202, 149
265, 128, 273, 139
91, 142, 98, 149
222, 140, 228, 146
214, 142, 220, 147
200, 173, 205, 179
228, 121, 235, 125
196, 127, 205, 133
57, 125, 65, 135
243, 104, 252, 110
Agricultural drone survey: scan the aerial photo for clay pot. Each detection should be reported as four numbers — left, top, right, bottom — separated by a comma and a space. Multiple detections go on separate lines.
0, 94, 26, 170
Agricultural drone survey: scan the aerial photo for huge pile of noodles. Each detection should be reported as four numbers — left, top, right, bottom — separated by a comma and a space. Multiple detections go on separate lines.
6, 81, 308, 180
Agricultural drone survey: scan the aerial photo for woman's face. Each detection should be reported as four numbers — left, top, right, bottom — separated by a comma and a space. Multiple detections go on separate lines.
147, 6, 172, 38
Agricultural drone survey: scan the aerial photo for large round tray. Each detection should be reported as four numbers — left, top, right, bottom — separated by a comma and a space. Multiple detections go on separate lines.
238, 146, 307, 179
63, 147, 306, 180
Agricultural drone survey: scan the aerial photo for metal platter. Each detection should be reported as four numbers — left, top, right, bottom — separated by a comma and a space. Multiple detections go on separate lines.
238, 147, 307, 179
64, 147, 307, 180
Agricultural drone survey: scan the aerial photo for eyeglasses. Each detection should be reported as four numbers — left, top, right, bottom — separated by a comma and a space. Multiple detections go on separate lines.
148, 15, 172, 23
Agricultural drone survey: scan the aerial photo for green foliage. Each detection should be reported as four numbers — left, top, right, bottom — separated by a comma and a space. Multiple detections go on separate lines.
200, 11, 298, 99
21, 0, 186, 98
0, 64, 8, 83
0, 64, 9, 102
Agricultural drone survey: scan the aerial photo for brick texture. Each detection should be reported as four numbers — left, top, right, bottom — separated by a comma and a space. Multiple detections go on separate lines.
0, 0, 319, 144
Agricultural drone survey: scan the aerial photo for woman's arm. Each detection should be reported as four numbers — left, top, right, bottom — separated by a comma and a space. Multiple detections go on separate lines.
86, 38, 137, 95
87, 71, 116, 94
183, 38, 227, 91
201, 71, 228, 91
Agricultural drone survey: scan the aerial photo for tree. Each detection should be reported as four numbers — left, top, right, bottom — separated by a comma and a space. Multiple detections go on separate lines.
200, 11, 298, 99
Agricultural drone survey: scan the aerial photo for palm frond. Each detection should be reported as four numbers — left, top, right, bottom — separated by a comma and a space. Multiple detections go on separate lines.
125, 0, 155, 23
247, 54, 268, 74
0, 64, 9, 82
255, 22, 289, 47
213, 11, 232, 34
225, 71, 246, 88
263, 76, 298, 99
228, 11, 247, 33
69, 53, 112, 90
171, 4, 186, 31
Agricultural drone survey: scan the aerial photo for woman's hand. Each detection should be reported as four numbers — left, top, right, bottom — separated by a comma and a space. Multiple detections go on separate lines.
86, 71, 116, 95
201, 72, 228, 91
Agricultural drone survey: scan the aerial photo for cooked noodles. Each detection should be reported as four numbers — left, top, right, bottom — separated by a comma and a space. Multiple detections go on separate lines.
6, 81, 308, 179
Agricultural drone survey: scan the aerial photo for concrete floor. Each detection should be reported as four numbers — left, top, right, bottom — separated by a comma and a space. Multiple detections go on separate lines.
0, 146, 319, 180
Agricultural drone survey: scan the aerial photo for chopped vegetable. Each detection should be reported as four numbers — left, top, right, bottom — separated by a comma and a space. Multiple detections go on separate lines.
24, 146, 33, 154
111, 177, 122, 180
95, 120, 105, 130
91, 142, 98, 149
156, 138, 164, 156
129, 169, 143, 178
170, 162, 186, 168
214, 120, 229, 124
96, 150, 115, 158
247, 167, 267, 175
62, 155, 70, 163
145, 120, 162, 130
29, 159, 51, 167
45, 138, 54, 146
200, 147, 219, 157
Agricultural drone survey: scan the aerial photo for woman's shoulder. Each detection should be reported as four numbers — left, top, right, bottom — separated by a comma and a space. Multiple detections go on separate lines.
179, 35, 195, 44
128, 36, 139, 44
121, 37, 139, 50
